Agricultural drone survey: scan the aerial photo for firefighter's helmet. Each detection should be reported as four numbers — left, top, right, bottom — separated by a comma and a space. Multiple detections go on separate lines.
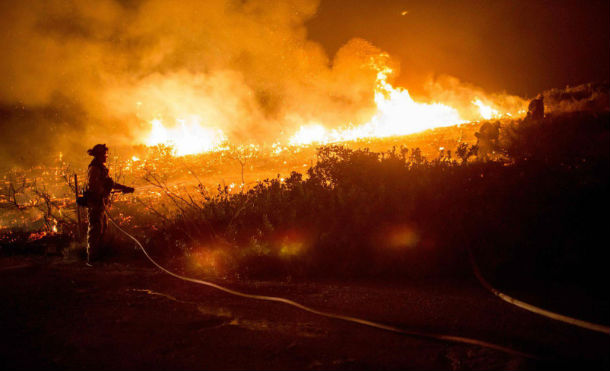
87, 144, 108, 157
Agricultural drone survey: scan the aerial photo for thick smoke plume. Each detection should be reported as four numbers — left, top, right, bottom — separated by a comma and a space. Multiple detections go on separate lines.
541, 82, 609, 114
0, 0, 387, 167
1, 0, 603, 169
422, 75, 527, 121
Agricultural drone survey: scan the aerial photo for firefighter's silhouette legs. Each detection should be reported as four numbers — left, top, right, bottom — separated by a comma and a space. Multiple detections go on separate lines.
87, 206, 107, 263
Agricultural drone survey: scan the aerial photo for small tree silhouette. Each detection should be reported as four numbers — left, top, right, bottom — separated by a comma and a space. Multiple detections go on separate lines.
227, 144, 259, 189
456, 143, 478, 165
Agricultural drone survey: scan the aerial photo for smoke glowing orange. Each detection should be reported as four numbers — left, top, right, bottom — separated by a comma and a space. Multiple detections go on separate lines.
472, 98, 500, 120
139, 55, 524, 155
289, 64, 464, 146
145, 117, 227, 156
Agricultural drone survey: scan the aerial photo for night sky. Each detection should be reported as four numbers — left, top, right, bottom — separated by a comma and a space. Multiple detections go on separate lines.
308, 0, 609, 96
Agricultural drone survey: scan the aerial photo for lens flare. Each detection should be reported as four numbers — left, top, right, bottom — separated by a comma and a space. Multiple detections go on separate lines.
376, 224, 421, 250
274, 229, 309, 258
190, 247, 231, 275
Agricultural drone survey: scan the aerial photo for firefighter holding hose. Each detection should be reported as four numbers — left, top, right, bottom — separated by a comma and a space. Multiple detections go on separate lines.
85, 144, 134, 266
474, 121, 500, 161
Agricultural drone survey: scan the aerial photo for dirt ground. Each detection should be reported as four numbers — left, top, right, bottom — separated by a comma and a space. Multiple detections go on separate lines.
1, 255, 608, 370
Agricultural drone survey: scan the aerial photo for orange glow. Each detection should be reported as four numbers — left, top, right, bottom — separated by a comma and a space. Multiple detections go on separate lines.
145, 117, 227, 156
190, 248, 229, 275
382, 224, 420, 249
288, 124, 328, 146
472, 98, 500, 120
28, 231, 48, 241
274, 229, 309, 258
289, 61, 464, 146
138, 55, 527, 155
279, 241, 303, 257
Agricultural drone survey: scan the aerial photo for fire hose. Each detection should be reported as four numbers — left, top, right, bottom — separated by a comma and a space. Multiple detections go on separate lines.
467, 248, 610, 335
104, 195, 610, 337
106, 213, 539, 360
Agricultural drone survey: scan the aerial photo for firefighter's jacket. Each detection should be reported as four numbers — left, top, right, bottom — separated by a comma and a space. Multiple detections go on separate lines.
87, 159, 123, 207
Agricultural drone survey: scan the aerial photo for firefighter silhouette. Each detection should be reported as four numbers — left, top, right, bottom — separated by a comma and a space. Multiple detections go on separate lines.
85, 144, 134, 265
475, 121, 500, 161
526, 96, 544, 121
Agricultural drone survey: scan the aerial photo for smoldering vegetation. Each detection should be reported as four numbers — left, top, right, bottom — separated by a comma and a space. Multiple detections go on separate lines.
0, 112, 608, 339
542, 82, 610, 113
1, 103, 608, 270
1, 2, 608, 300
5, 111, 604, 297
126, 112, 607, 288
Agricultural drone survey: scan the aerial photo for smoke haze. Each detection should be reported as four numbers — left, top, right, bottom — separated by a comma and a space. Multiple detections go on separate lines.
0, 0, 607, 168
1, 0, 392, 166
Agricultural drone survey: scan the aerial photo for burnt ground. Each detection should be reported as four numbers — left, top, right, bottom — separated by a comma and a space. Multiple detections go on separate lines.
0, 255, 608, 370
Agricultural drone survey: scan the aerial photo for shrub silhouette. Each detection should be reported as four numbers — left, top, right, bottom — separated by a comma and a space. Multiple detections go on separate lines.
139, 112, 608, 287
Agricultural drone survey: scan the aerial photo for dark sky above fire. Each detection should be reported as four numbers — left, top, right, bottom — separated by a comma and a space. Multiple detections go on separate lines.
0, 0, 608, 167
309, 0, 609, 96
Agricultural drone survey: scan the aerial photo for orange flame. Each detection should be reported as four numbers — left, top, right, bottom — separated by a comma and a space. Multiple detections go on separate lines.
472, 98, 501, 120
289, 63, 464, 146
145, 117, 227, 156
138, 55, 525, 155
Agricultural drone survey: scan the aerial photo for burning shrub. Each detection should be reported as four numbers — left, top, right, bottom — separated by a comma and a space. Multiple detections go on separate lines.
134, 112, 608, 285
2, 112, 607, 291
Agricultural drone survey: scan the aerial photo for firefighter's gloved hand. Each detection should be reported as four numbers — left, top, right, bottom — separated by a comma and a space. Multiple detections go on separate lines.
123, 187, 135, 194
